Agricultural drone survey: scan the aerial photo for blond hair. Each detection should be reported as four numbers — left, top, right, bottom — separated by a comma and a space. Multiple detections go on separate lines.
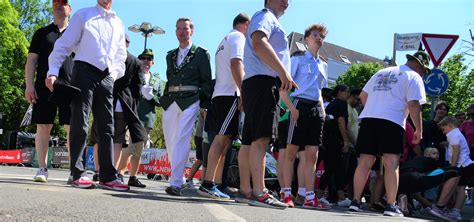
424, 147, 438, 157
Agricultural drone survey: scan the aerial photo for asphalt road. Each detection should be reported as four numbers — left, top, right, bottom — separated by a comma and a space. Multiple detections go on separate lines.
0, 166, 472, 221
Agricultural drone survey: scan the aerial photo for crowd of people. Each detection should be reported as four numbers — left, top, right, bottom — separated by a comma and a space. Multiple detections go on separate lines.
23, 0, 474, 220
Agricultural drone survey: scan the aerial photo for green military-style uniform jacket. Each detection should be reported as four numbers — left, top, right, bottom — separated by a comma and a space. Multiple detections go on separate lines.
160, 44, 212, 110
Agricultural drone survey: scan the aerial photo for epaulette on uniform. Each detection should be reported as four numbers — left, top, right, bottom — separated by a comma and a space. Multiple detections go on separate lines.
291, 50, 305, 57
167, 48, 177, 54
197, 46, 208, 52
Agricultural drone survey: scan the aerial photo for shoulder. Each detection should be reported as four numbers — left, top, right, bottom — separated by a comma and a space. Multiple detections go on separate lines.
228, 31, 245, 42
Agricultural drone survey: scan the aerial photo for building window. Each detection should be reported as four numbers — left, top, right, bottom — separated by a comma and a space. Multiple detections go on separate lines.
340, 55, 351, 64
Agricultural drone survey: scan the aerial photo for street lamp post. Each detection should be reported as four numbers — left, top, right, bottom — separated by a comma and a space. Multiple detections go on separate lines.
128, 22, 165, 50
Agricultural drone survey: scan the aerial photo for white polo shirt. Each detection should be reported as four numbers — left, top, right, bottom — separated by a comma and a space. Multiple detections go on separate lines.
359, 65, 426, 129
446, 128, 474, 167
213, 29, 245, 98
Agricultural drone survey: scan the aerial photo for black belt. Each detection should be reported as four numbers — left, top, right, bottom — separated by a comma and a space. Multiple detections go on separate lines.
295, 97, 320, 105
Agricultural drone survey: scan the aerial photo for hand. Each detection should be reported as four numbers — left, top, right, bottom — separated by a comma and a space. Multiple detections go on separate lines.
290, 108, 299, 126
412, 130, 422, 145
25, 85, 38, 104
279, 71, 298, 91
342, 141, 352, 153
45, 75, 56, 92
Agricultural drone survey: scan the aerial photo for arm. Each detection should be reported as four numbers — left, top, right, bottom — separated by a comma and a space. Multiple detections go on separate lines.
451, 145, 460, 167
251, 31, 297, 91
111, 26, 127, 81
230, 58, 243, 94
24, 53, 39, 104
359, 90, 368, 106
408, 100, 423, 145
199, 50, 212, 109
46, 12, 83, 91
279, 90, 298, 125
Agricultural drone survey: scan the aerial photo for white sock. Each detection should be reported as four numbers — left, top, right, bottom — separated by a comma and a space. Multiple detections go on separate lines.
282, 187, 292, 197
305, 191, 315, 200
298, 187, 306, 197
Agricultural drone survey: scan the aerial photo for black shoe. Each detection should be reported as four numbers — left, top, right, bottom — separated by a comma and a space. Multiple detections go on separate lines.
165, 186, 182, 196
117, 174, 124, 183
93, 173, 100, 182
383, 204, 404, 217
349, 199, 363, 212
128, 176, 146, 188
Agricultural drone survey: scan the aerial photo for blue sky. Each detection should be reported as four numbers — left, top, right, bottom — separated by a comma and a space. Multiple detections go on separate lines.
68, 0, 473, 80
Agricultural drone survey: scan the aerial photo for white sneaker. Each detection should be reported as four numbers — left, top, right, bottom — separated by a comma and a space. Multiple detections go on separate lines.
319, 197, 333, 206
33, 168, 48, 182
337, 198, 352, 207
183, 180, 194, 189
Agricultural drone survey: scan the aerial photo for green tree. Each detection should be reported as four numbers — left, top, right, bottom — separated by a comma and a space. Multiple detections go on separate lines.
10, 0, 52, 41
435, 54, 474, 115
336, 62, 384, 89
0, 0, 29, 133
150, 107, 165, 148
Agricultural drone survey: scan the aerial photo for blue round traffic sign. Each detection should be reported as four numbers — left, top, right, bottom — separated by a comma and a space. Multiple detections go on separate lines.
423, 68, 449, 97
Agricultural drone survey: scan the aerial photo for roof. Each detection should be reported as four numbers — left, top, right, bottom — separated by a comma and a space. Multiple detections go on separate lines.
288, 32, 388, 67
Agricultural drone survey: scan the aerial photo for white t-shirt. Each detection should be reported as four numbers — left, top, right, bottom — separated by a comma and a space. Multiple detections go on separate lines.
359, 65, 426, 129
213, 29, 245, 98
446, 128, 474, 167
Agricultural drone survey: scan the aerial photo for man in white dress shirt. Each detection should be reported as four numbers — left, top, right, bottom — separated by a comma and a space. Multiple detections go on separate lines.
46, 0, 129, 191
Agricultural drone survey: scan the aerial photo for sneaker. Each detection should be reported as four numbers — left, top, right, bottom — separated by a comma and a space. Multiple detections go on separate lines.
282, 195, 295, 208
67, 175, 73, 185
128, 177, 146, 188
218, 186, 236, 198
197, 185, 230, 200
294, 195, 305, 206
183, 180, 194, 189
337, 198, 352, 207
429, 205, 451, 221
349, 199, 363, 212
303, 198, 331, 210
319, 197, 333, 206
397, 194, 409, 216
33, 168, 48, 182
165, 186, 182, 196
99, 179, 129, 191
234, 190, 253, 204
445, 209, 462, 221
92, 173, 100, 182
383, 204, 404, 217
72, 176, 96, 189
249, 192, 288, 209
466, 199, 474, 205
117, 174, 124, 183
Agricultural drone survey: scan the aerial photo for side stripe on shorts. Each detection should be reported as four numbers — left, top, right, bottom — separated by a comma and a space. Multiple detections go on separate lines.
286, 98, 299, 144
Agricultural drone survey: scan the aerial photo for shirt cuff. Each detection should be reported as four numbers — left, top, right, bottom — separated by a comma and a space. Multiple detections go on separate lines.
47, 68, 59, 77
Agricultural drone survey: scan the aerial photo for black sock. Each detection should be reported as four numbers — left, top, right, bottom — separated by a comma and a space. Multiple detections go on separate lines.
202, 181, 214, 189
130, 176, 136, 180
437, 205, 444, 209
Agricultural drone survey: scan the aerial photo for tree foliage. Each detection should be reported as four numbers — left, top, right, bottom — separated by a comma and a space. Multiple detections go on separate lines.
0, 0, 29, 132
336, 62, 384, 89
436, 54, 474, 115
10, 0, 52, 41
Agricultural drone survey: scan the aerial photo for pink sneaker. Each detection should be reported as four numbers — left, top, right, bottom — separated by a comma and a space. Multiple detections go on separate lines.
71, 176, 96, 189
99, 179, 129, 191
303, 198, 331, 210
282, 195, 295, 208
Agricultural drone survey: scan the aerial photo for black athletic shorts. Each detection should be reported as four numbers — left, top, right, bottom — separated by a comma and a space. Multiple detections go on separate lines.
356, 118, 405, 155
241, 75, 279, 146
31, 88, 71, 125
278, 119, 289, 149
206, 96, 240, 136
286, 98, 324, 147
459, 163, 474, 186
194, 136, 203, 161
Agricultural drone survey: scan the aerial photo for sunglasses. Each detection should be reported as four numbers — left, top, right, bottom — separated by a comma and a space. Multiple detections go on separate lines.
140, 57, 153, 61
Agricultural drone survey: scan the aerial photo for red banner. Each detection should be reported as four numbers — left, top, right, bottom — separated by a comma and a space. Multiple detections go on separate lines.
0, 149, 22, 164
138, 148, 201, 179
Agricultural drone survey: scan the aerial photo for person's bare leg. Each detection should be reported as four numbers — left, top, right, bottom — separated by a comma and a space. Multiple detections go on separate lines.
371, 170, 384, 205
454, 185, 467, 210
187, 159, 202, 181
304, 146, 318, 197
128, 142, 144, 177
35, 124, 53, 168
277, 148, 286, 189
113, 143, 122, 168
353, 154, 376, 202
436, 177, 460, 206
117, 143, 134, 175
382, 154, 400, 205
93, 144, 100, 171
238, 145, 251, 193
249, 137, 270, 194
282, 144, 298, 190
205, 135, 232, 183
297, 151, 306, 197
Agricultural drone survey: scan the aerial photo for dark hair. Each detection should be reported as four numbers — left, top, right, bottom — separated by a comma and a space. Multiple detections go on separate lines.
304, 23, 328, 39
264, 0, 268, 6
233, 13, 250, 28
176, 17, 194, 29
333, 84, 349, 97
435, 101, 449, 113
350, 89, 362, 96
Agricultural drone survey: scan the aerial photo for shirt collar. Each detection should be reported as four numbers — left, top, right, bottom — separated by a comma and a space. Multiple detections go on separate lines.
265, 8, 278, 17
179, 44, 192, 52
96, 4, 116, 17
304, 50, 320, 63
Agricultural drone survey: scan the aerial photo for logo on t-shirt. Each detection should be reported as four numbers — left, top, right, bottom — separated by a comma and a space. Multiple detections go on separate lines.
215, 45, 224, 56
373, 71, 398, 91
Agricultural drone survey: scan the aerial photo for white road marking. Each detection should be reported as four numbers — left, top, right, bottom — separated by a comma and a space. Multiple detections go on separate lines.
0, 173, 67, 181
203, 203, 246, 222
